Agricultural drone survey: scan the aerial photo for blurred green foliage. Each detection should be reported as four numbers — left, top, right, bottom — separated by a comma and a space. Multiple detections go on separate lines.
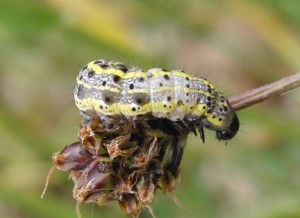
0, 0, 300, 217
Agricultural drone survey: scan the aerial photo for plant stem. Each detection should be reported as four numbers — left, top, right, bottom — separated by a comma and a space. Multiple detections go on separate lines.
229, 72, 300, 111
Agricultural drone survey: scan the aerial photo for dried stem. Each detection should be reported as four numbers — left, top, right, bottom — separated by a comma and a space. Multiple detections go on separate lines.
41, 166, 56, 199
229, 72, 300, 111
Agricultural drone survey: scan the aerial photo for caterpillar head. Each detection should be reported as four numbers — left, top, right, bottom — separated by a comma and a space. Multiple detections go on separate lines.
204, 97, 239, 141
216, 113, 239, 140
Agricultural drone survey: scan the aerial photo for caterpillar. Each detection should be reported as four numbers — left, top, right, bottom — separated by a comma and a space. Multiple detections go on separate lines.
74, 59, 239, 141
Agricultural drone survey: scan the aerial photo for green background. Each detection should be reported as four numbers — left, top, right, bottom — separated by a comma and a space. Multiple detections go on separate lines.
0, 0, 300, 217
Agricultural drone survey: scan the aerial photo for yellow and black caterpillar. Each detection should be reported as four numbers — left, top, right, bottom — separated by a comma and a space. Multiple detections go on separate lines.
74, 59, 239, 141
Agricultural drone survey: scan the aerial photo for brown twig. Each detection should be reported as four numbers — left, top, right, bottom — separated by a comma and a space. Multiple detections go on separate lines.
229, 72, 300, 111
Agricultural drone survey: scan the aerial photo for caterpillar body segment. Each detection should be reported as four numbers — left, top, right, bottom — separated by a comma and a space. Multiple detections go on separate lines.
74, 59, 239, 140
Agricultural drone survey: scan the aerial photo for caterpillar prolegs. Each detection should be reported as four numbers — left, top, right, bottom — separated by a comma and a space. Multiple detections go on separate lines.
74, 59, 239, 141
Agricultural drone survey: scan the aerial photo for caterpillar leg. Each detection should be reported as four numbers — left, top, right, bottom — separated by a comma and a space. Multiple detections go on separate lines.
163, 134, 187, 178
197, 127, 205, 143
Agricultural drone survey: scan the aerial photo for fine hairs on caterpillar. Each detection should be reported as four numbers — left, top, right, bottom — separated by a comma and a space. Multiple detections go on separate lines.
74, 59, 239, 141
